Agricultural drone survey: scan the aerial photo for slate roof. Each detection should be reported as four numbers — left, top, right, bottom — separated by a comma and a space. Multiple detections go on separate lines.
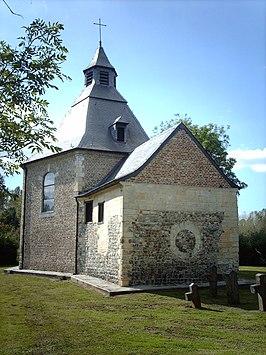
78, 123, 239, 197
26, 45, 148, 163
56, 45, 149, 153
56, 88, 148, 153
84, 46, 116, 74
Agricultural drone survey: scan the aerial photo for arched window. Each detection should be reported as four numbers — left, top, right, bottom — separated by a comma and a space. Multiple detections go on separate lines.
43, 172, 55, 212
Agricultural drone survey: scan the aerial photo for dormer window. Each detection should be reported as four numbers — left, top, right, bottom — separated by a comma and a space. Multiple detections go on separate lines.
85, 70, 93, 86
117, 126, 125, 142
100, 70, 109, 85
110, 117, 129, 143
114, 122, 128, 143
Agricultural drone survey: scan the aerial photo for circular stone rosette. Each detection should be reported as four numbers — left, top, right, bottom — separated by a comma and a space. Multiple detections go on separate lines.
170, 221, 202, 258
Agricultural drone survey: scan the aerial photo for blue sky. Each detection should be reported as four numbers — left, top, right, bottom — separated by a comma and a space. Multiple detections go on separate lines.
1, 0, 265, 216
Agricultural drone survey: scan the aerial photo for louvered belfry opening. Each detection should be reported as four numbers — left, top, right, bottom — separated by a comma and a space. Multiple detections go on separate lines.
85, 70, 93, 86
83, 46, 117, 88
99, 70, 109, 86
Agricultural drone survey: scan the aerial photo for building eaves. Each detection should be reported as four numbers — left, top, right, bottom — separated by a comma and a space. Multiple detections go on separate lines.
21, 147, 127, 168
89, 85, 127, 103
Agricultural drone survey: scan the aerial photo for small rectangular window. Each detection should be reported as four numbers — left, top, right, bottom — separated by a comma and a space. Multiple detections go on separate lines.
85, 201, 93, 223
98, 202, 104, 223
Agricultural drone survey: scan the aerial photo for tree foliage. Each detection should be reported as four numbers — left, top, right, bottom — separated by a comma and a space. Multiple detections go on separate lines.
0, 19, 70, 175
153, 114, 247, 189
0, 178, 21, 265
239, 209, 266, 266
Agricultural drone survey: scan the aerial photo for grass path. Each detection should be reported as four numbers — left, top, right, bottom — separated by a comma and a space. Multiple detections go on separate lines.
1, 266, 266, 354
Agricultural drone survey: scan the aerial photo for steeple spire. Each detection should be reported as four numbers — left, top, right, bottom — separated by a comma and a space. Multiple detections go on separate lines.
83, 45, 117, 87
93, 18, 107, 47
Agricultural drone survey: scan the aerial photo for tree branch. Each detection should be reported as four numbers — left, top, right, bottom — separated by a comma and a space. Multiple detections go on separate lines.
2, 0, 23, 18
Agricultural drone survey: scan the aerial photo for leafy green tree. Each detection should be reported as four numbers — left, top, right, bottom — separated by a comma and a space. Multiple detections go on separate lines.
0, 179, 21, 265
0, 19, 70, 175
153, 114, 247, 189
239, 209, 266, 266
239, 209, 266, 235
0, 174, 8, 209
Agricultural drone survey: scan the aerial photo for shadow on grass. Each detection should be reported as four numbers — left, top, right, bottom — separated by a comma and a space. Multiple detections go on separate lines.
199, 307, 223, 312
150, 285, 259, 311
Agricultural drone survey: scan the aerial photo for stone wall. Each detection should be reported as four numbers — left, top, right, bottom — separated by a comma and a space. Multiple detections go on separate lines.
75, 181, 238, 287
73, 126, 239, 286
74, 150, 126, 193
120, 182, 239, 286
20, 149, 125, 273
77, 185, 123, 283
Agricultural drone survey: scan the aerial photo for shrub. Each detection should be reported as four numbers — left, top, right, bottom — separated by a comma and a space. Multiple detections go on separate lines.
239, 231, 266, 266
0, 233, 18, 266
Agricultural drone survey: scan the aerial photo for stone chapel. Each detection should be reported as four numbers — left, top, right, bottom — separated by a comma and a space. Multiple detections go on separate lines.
19, 43, 239, 286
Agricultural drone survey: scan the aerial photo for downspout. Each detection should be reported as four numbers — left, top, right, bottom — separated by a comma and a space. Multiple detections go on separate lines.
19, 165, 27, 269
74, 197, 79, 274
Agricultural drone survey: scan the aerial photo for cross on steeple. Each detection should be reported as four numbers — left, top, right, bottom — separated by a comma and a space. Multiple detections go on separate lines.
93, 18, 107, 47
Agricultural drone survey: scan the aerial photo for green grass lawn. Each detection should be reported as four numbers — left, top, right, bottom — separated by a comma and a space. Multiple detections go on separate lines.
239, 265, 266, 280
1, 266, 266, 355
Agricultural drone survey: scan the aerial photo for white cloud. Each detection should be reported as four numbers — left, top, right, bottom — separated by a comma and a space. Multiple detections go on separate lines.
251, 164, 266, 173
228, 148, 266, 172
